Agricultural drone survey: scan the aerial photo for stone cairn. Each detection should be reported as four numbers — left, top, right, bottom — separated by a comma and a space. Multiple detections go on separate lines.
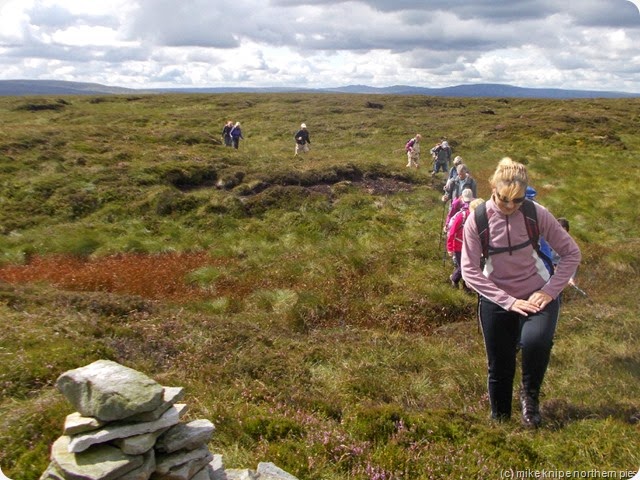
40, 360, 299, 480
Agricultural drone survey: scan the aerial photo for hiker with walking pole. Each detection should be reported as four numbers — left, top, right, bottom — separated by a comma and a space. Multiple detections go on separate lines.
461, 157, 581, 428
437, 200, 448, 266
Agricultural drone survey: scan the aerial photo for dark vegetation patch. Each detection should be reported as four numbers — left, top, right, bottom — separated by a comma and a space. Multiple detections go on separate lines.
0, 282, 153, 317
138, 161, 220, 188
13, 101, 66, 112
246, 163, 415, 197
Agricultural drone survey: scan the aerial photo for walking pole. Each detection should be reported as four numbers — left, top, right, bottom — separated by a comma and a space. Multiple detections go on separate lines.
438, 201, 447, 267
571, 284, 588, 297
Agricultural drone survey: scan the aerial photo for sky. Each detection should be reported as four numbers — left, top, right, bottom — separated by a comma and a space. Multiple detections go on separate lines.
1, 0, 640, 93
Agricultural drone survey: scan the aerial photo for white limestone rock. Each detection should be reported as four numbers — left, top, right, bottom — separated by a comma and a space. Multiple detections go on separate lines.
124, 387, 185, 423
55, 360, 164, 422
191, 456, 226, 480
257, 463, 299, 480
63, 412, 106, 435
115, 449, 155, 480
50, 435, 143, 480
155, 419, 215, 454
154, 444, 211, 475
68, 404, 186, 453
113, 427, 170, 455
224, 470, 258, 480
39, 462, 66, 480
209, 455, 226, 480
152, 451, 213, 480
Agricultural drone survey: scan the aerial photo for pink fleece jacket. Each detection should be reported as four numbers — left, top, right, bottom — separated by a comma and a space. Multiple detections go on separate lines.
461, 198, 581, 310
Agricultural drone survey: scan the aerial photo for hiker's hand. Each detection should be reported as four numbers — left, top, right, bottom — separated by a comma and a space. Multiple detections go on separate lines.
510, 299, 541, 316
527, 291, 553, 310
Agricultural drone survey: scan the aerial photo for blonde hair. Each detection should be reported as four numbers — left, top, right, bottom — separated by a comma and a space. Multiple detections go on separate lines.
490, 157, 528, 198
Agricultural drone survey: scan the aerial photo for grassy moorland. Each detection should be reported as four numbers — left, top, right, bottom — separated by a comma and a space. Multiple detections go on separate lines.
0, 93, 639, 479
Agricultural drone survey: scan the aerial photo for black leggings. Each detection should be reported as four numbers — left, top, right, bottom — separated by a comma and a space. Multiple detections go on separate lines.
479, 296, 559, 418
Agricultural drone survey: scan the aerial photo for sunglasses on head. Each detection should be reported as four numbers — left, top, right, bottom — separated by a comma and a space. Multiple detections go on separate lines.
495, 193, 526, 204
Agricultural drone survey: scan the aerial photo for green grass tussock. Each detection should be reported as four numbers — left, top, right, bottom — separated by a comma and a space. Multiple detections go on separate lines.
0, 93, 639, 479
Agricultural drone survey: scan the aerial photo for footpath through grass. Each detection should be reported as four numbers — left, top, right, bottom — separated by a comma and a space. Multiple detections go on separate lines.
0, 93, 638, 479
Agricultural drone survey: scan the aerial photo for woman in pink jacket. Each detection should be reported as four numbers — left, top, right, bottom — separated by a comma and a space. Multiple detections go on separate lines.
461, 158, 581, 428
446, 202, 469, 288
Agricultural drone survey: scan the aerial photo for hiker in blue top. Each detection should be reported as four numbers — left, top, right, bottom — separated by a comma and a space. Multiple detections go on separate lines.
448, 156, 463, 180
230, 122, 243, 149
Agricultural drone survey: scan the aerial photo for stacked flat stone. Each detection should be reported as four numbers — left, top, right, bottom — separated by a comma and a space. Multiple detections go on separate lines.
40, 360, 222, 480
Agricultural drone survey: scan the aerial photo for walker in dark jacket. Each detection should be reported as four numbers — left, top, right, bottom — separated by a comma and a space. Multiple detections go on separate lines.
222, 121, 233, 147
294, 123, 311, 155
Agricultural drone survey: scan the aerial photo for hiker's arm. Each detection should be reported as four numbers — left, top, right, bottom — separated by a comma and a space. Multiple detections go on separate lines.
537, 206, 581, 299
461, 215, 518, 310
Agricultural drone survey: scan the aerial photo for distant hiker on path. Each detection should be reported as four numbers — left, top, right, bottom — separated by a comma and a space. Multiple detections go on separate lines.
294, 123, 311, 156
230, 122, 243, 149
430, 138, 451, 176
442, 164, 477, 204
446, 201, 470, 289
449, 156, 464, 180
461, 157, 581, 428
445, 188, 474, 231
222, 121, 233, 147
405, 134, 422, 168
447, 196, 484, 290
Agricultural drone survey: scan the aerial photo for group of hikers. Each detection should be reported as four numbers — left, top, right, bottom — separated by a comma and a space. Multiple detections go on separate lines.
222, 121, 311, 155
407, 133, 583, 428
436, 151, 582, 428
218, 120, 583, 428
404, 134, 453, 175
221, 121, 244, 149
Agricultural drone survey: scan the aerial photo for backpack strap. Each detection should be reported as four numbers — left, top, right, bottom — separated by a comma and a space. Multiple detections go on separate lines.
474, 201, 490, 262
520, 199, 539, 247
521, 199, 555, 274
475, 198, 554, 273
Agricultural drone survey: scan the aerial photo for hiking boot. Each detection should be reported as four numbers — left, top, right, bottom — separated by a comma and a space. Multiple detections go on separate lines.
491, 412, 511, 423
520, 388, 542, 428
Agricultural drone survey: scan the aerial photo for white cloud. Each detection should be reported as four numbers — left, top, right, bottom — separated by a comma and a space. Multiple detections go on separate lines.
0, 0, 639, 92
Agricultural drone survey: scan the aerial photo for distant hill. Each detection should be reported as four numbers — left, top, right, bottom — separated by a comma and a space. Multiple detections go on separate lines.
1, 79, 638, 99
0, 79, 140, 96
